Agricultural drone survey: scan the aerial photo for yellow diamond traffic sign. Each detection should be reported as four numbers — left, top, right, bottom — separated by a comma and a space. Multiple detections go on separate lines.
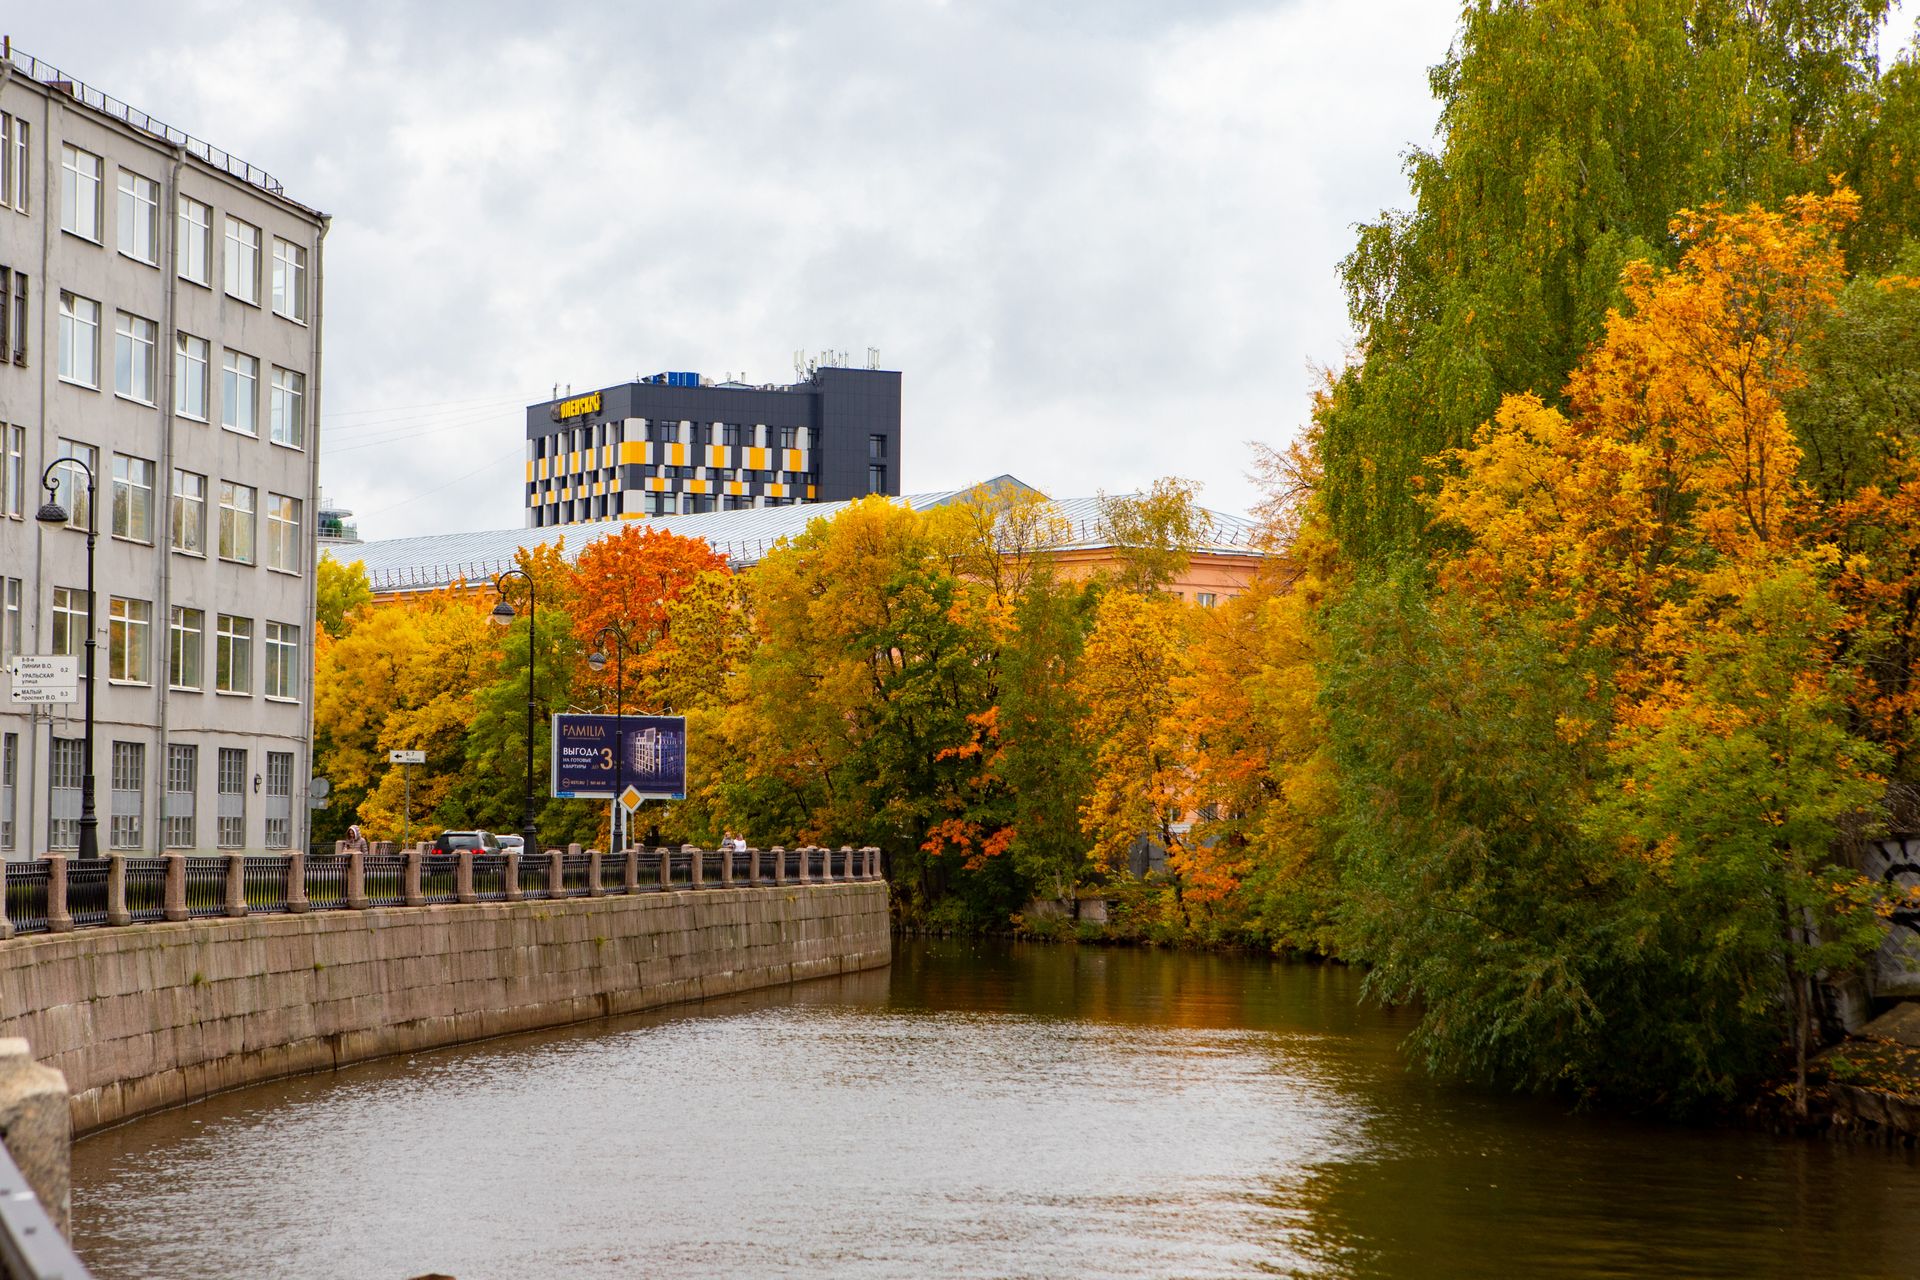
619, 785, 644, 812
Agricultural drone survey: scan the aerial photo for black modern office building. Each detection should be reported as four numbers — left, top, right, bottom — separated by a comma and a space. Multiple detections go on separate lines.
524, 365, 901, 526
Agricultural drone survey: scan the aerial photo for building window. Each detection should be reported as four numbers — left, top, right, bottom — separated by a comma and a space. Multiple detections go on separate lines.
0, 732, 15, 852
264, 622, 300, 700
266, 494, 301, 574
0, 266, 27, 365
175, 333, 209, 419
269, 367, 305, 447
778, 426, 796, 451
111, 453, 155, 542
217, 748, 247, 848
172, 469, 207, 555
177, 196, 211, 286
1, 577, 19, 661
51, 587, 85, 658
164, 744, 196, 849
224, 217, 260, 304
1196, 593, 1218, 608
650, 420, 676, 446
60, 145, 101, 240
868, 464, 887, 494
216, 615, 252, 694
114, 312, 158, 403
218, 482, 256, 563
170, 606, 204, 690
264, 751, 293, 849
221, 350, 259, 434
117, 171, 160, 265
53, 440, 97, 530
3, 423, 22, 516
271, 238, 306, 322
110, 741, 145, 849
49, 737, 83, 850
0, 113, 28, 214
58, 292, 100, 386
723, 423, 747, 448
870, 434, 887, 460
109, 597, 152, 683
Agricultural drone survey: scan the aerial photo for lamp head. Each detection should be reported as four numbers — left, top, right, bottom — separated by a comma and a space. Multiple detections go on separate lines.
588, 650, 607, 673
490, 600, 515, 627
35, 499, 68, 525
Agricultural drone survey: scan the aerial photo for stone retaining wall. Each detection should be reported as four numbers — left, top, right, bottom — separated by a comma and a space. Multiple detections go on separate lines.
0, 883, 889, 1135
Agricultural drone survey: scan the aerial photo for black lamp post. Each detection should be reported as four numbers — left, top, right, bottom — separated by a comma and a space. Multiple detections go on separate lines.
35, 457, 100, 860
587, 622, 631, 853
489, 569, 540, 854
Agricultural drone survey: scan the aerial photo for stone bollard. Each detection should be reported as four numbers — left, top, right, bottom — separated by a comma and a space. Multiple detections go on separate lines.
456, 849, 477, 904
687, 843, 703, 888
286, 852, 310, 913
504, 850, 523, 902
224, 853, 248, 917
345, 848, 369, 911
657, 846, 672, 889
772, 845, 787, 885
106, 854, 132, 926
44, 855, 72, 932
163, 853, 188, 921
623, 848, 639, 894
797, 844, 811, 884
0, 1038, 72, 1236
403, 847, 426, 907
548, 848, 566, 897
840, 845, 855, 881
588, 848, 605, 896
865, 846, 880, 879
721, 843, 734, 886
750, 846, 762, 885
0, 861, 11, 940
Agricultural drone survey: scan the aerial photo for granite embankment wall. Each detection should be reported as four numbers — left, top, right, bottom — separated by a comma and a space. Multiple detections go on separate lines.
0, 883, 890, 1135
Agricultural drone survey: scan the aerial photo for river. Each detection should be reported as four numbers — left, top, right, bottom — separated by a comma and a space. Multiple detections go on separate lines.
70, 939, 1920, 1279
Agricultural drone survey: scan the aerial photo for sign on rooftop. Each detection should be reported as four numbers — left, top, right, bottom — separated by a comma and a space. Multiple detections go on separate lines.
6, 656, 78, 704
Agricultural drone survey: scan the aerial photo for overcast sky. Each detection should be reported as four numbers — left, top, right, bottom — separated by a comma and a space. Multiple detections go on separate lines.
7, 2, 1918, 540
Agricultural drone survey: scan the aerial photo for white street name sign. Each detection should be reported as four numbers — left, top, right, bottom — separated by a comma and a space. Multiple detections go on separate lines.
6, 656, 78, 704
388, 749, 426, 765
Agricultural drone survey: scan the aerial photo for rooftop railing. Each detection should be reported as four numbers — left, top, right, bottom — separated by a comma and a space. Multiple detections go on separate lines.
0, 844, 882, 939
3, 42, 286, 199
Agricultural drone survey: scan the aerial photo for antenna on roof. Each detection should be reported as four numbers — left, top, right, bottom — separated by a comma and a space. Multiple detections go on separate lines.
867, 347, 880, 369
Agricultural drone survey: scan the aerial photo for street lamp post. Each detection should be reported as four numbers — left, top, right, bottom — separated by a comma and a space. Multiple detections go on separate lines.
588, 622, 632, 853
489, 569, 540, 854
35, 458, 100, 860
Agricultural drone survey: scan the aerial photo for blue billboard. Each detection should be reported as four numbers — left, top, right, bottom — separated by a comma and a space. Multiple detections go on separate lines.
549, 713, 686, 800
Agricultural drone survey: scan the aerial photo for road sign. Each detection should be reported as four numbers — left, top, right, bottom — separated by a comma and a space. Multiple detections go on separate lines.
550, 714, 686, 800
388, 749, 426, 765
310, 776, 332, 798
6, 656, 78, 704
619, 785, 644, 812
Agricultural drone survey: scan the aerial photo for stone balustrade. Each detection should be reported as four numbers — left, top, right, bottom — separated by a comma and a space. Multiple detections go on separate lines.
0, 845, 884, 940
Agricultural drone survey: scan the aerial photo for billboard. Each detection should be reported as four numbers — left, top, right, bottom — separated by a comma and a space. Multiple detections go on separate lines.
550, 713, 686, 800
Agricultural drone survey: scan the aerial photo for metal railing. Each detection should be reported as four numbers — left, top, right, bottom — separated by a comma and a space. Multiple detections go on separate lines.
0, 845, 882, 939
3, 42, 286, 199
0, 1135, 93, 1280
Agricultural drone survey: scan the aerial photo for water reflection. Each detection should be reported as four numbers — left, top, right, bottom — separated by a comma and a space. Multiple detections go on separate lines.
71, 941, 1920, 1279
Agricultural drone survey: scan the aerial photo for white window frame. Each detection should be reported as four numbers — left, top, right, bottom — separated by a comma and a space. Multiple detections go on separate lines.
266, 493, 301, 574
50, 586, 85, 659
221, 349, 258, 435
110, 741, 144, 850
169, 605, 204, 691
110, 453, 155, 543
52, 440, 96, 531
164, 744, 196, 849
117, 171, 160, 266
218, 481, 256, 564
175, 333, 209, 420
216, 615, 252, 695
223, 216, 260, 304
269, 367, 305, 448
114, 311, 157, 404
60, 144, 101, 241
57, 291, 100, 387
108, 596, 152, 684
3, 424, 22, 518
271, 238, 306, 322
178, 195, 211, 286
1, 577, 20, 661
0, 113, 28, 214
171, 468, 207, 556
264, 621, 300, 701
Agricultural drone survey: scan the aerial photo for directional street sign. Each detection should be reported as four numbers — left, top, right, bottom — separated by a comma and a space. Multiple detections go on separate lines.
619, 785, 644, 812
6, 656, 78, 704
388, 749, 426, 765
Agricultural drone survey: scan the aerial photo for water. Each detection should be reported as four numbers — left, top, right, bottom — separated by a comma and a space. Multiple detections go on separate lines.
71, 940, 1920, 1279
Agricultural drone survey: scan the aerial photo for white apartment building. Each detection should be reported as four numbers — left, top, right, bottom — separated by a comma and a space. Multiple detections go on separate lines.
0, 45, 326, 858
